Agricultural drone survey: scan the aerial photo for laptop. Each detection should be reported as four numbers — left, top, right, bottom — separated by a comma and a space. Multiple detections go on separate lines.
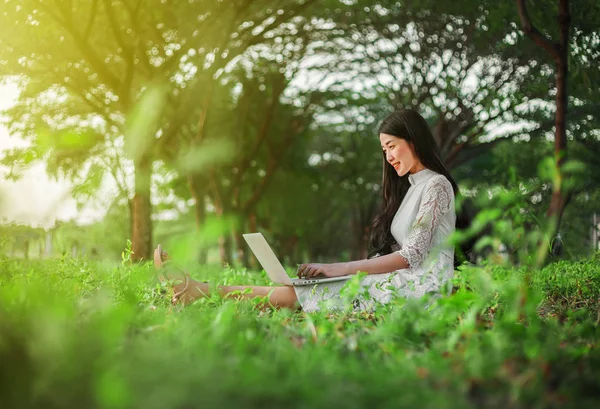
242, 233, 352, 286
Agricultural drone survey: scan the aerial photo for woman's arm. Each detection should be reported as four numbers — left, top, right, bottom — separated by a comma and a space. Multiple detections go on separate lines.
345, 252, 409, 275
299, 253, 408, 279
300, 177, 454, 279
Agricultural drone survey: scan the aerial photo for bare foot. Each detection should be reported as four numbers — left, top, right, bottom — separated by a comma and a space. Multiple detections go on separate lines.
153, 245, 191, 304
153, 244, 172, 269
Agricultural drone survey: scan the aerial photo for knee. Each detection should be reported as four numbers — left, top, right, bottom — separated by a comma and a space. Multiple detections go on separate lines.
271, 286, 300, 310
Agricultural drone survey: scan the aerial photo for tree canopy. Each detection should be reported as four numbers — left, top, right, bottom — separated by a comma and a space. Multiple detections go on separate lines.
1, 0, 599, 263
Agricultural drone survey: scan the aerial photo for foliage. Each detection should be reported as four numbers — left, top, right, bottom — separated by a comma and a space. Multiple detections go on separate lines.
455, 137, 596, 259
1, 256, 600, 408
533, 255, 600, 320
304, 0, 552, 167
0, 0, 320, 260
0, 196, 130, 260
0, 223, 44, 257
1, 1, 599, 404
1, 0, 599, 263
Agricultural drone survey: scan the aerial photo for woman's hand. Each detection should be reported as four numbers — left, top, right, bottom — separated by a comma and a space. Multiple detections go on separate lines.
297, 262, 350, 279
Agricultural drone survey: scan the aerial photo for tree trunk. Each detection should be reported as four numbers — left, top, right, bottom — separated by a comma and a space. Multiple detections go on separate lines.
211, 194, 233, 266
547, 0, 570, 225
516, 0, 570, 266
131, 157, 152, 262
247, 212, 259, 269
541, 0, 570, 266
194, 209, 208, 264
233, 215, 250, 268
45, 231, 53, 257
233, 229, 249, 268
220, 233, 233, 267
188, 175, 208, 264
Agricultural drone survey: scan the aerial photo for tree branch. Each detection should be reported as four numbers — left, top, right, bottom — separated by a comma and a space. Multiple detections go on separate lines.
120, 0, 154, 75
102, 0, 138, 108
231, 0, 316, 57
209, 169, 225, 214
42, 2, 122, 92
516, 0, 560, 61
230, 77, 286, 201
243, 115, 309, 213
83, 0, 99, 41
97, 148, 131, 197
103, 0, 129, 53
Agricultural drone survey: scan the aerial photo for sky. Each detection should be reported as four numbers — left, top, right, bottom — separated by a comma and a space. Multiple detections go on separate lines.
0, 82, 104, 228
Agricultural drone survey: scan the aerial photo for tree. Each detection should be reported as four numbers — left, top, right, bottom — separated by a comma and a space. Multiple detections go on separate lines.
302, 1, 551, 169
153, 11, 321, 266
172, 63, 316, 266
516, 0, 571, 262
0, 0, 317, 261
290, 0, 599, 262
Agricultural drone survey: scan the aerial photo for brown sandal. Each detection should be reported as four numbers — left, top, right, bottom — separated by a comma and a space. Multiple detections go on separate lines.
153, 244, 191, 305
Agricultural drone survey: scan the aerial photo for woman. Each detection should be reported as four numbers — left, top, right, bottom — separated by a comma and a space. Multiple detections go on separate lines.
154, 109, 458, 312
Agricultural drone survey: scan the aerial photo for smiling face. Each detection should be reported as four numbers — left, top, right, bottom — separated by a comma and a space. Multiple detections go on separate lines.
379, 133, 423, 176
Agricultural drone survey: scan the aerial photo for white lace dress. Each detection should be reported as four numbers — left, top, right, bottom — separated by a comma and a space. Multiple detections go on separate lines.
294, 168, 456, 312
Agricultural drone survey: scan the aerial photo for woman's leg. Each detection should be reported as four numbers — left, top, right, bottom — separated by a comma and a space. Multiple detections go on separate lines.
154, 246, 300, 310
179, 278, 300, 310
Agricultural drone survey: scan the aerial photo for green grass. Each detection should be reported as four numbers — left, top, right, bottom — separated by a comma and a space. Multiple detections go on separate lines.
1, 255, 599, 409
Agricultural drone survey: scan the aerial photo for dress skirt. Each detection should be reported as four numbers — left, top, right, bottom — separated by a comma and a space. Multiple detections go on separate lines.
293, 267, 446, 313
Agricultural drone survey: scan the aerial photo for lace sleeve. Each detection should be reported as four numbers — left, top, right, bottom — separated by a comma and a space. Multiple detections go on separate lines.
397, 176, 453, 268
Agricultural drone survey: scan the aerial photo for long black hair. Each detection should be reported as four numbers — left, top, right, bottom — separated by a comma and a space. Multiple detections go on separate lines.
368, 109, 474, 266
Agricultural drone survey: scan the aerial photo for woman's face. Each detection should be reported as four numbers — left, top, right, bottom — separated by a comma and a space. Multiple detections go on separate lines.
379, 133, 421, 176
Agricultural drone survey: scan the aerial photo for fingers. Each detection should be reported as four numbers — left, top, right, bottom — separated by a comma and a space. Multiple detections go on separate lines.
298, 264, 327, 279
298, 264, 316, 279
297, 264, 307, 278
300, 265, 312, 278
306, 266, 325, 279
